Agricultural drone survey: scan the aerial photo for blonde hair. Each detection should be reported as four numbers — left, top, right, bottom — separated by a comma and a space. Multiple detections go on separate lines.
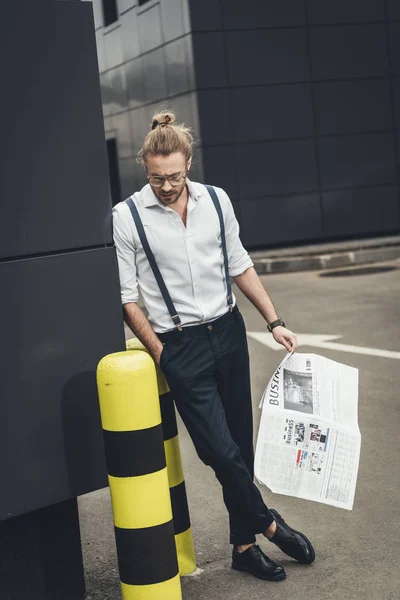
137, 110, 195, 164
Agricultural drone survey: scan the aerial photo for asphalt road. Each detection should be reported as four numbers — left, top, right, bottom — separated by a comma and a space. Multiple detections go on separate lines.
79, 259, 400, 600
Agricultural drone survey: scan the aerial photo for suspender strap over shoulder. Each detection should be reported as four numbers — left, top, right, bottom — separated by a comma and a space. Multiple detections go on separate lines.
125, 197, 183, 330
205, 185, 233, 312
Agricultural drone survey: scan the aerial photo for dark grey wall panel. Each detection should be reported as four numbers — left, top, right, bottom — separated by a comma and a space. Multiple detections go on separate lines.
319, 133, 397, 190
307, 0, 385, 24
221, 0, 306, 29
226, 29, 309, 86
0, 247, 125, 520
397, 132, 400, 166
310, 25, 388, 80
392, 78, 400, 129
119, 158, 136, 200
237, 140, 318, 197
240, 194, 322, 248
188, 0, 222, 31
189, 146, 204, 183
389, 24, 400, 75
231, 85, 313, 142
314, 80, 392, 135
202, 145, 237, 199
388, 0, 400, 20
0, 2, 112, 257
0, 499, 85, 600
197, 90, 233, 145
190, 1, 400, 244
0, 1, 111, 260
322, 187, 400, 236
192, 32, 228, 88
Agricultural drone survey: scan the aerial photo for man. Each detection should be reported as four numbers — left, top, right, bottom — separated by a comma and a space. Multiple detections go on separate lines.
112, 111, 315, 582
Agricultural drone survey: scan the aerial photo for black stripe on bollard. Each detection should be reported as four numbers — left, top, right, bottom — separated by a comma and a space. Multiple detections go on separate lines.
170, 481, 191, 535
159, 391, 178, 441
115, 520, 179, 586
103, 425, 166, 477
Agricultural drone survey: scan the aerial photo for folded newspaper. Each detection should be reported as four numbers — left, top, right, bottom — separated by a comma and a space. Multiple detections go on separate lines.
255, 351, 361, 510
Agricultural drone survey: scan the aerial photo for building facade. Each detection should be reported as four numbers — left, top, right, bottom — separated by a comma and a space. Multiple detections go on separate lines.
91, 0, 400, 249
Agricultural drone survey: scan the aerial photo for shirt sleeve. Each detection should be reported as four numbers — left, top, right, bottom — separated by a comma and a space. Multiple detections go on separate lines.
216, 187, 254, 277
112, 205, 139, 304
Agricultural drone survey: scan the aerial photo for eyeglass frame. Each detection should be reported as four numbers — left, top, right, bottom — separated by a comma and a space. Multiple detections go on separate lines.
146, 167, 189, 188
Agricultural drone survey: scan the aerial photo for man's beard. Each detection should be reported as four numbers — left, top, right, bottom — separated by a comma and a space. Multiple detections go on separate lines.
154, 181, 187, 206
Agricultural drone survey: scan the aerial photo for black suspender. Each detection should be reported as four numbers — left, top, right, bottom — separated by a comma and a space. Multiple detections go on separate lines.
125, 186, 233, 331
204, 185, 234, 313
126, 197, 183, 331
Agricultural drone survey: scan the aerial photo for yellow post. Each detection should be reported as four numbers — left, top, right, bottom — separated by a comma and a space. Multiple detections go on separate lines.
126, 338, 197, 576
97, 351, 182, 600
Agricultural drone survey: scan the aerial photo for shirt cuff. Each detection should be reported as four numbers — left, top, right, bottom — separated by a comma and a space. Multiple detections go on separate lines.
229, 256, 254, 277
121, 293, 139, 305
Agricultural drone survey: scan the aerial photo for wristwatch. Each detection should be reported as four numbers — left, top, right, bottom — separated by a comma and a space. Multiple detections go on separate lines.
267, 318, 286, 332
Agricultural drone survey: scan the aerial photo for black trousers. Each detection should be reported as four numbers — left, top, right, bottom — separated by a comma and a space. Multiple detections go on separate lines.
157, 305, 273, 546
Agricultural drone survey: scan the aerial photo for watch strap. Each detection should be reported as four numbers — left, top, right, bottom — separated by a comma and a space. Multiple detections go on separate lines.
267, 318, 286, 332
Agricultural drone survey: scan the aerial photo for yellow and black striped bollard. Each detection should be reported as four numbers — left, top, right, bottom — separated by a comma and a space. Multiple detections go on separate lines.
126, 338, 196, 576
97, 350, 182, 600
160, 389, 196, 575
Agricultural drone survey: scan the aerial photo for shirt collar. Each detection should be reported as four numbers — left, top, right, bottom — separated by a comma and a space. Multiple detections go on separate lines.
142, 177, 203, 208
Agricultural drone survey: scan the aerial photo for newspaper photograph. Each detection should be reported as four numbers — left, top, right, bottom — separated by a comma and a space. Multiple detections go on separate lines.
255, 351, 361, 510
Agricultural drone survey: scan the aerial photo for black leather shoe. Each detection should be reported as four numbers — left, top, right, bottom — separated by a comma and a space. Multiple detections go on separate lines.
232, 544, 286, 581
268, 509, 315, 564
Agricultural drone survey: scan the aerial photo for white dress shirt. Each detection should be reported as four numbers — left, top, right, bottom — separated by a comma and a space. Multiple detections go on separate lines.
112, 179, 254, 333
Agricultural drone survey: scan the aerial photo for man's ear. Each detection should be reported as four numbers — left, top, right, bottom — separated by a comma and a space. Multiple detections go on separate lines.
187, 158, 192, 171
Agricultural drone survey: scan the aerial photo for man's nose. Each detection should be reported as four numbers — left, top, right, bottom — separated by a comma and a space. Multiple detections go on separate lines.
161, 178, 172, 192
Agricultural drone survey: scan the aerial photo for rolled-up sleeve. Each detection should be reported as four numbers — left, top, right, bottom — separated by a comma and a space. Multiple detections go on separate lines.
216, 188, 254, 277
112, 205, 139, 304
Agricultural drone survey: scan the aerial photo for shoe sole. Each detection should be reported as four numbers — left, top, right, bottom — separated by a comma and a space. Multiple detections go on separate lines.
269, 509, 316, 564
232, 564, 287, 581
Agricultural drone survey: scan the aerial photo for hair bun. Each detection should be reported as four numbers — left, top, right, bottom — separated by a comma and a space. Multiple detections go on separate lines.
138, 109, 194, 164
151, 111, 176, 130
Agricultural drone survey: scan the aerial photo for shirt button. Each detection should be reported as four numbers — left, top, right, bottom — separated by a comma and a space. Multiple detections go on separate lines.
207, 325, 213, 331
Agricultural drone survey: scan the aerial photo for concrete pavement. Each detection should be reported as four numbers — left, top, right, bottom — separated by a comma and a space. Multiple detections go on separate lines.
79, 258, 400, 600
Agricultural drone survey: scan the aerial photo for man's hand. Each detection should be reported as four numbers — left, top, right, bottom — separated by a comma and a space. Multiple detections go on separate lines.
272, 325, 298, 352
155, 344, 164, 366
123, 302, 165, 366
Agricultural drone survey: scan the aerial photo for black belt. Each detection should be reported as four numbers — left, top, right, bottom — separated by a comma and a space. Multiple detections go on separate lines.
157, 305, 240, 343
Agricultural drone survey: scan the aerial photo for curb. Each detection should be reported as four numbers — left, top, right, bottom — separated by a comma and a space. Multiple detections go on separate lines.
253, 245, 400, 275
